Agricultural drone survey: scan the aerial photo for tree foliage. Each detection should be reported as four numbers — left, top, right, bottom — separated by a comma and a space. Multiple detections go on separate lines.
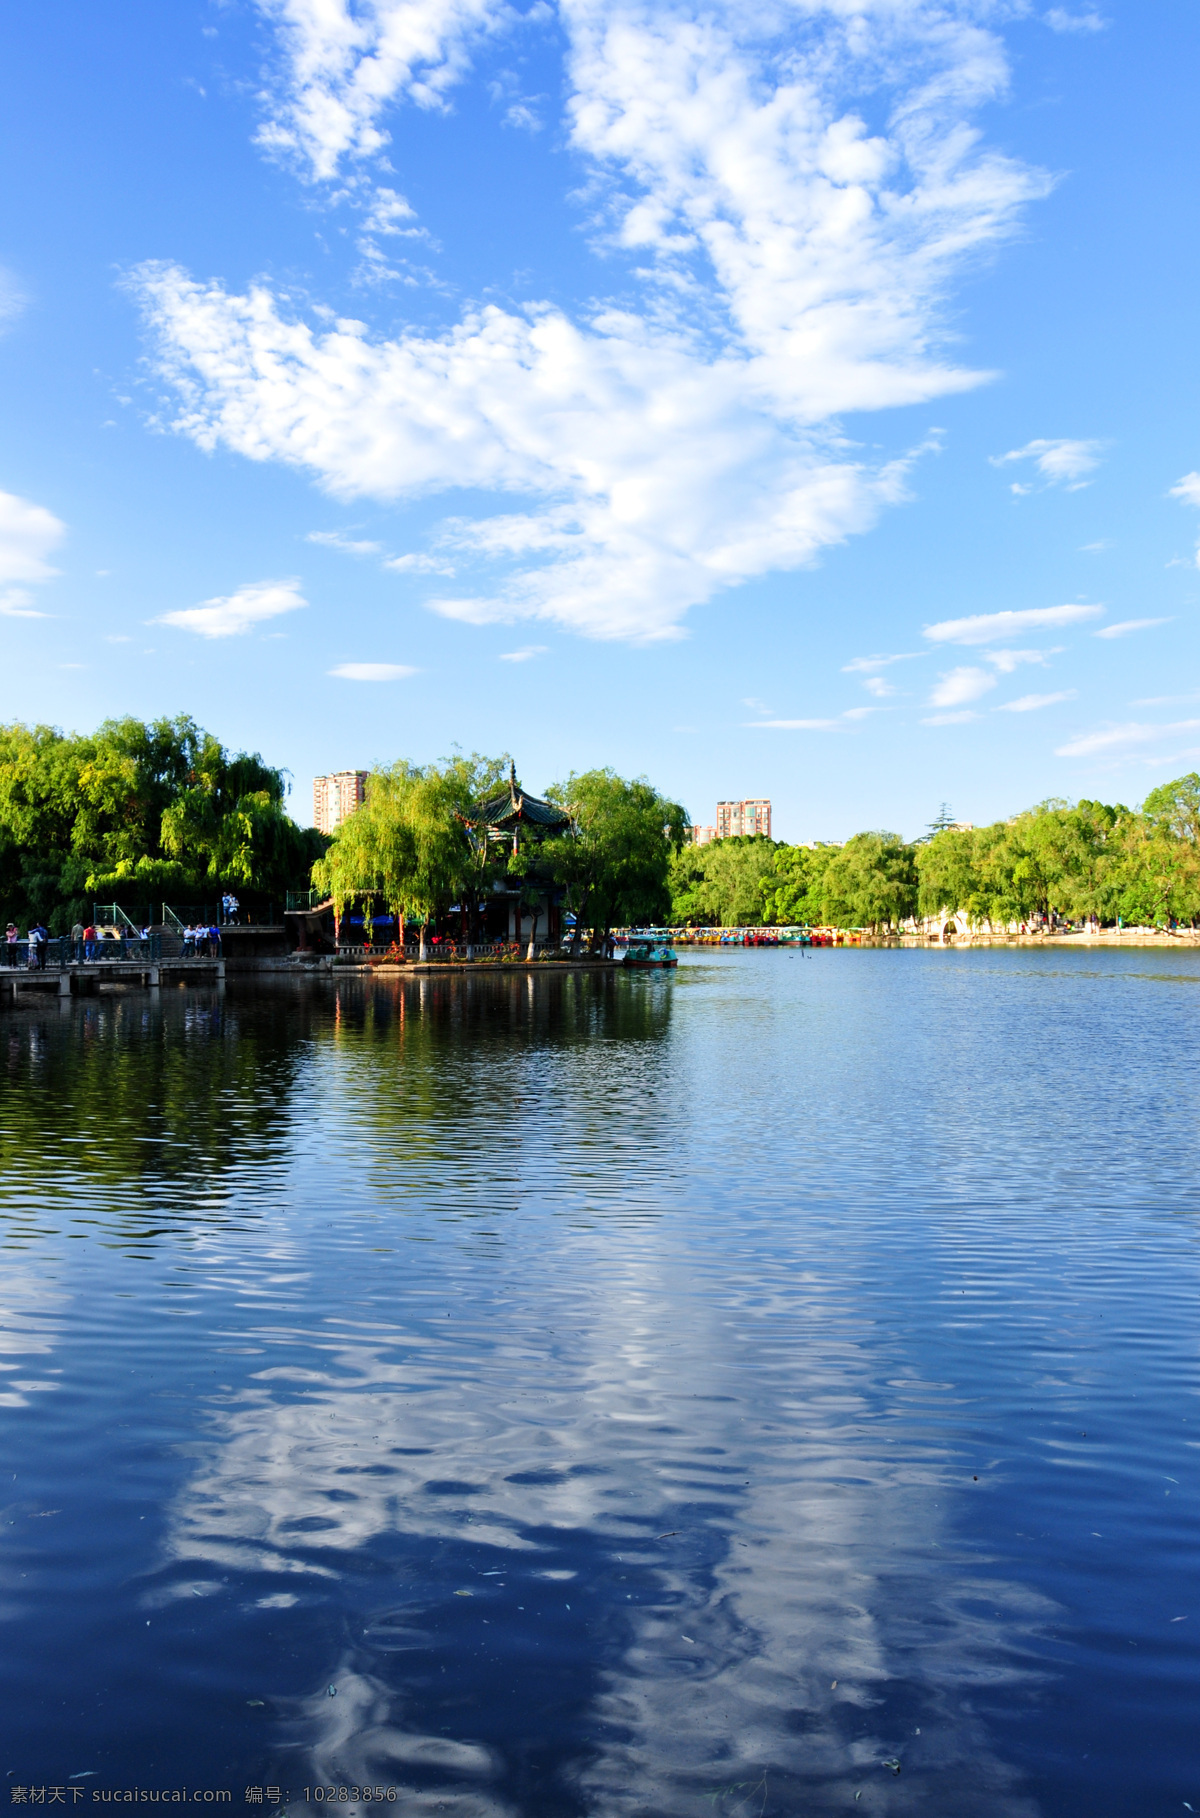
914, 790, 1200, 927
821, 832, 918, 932
546, 769, 689, 944
312, 758, 687, 947
0, 715, 323, 926
668, 836, 781, 926
667, 778, 1200, 931
312, 754, 507, 928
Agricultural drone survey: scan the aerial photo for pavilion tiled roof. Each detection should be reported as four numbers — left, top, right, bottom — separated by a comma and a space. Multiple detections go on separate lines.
476, 763, 571, 831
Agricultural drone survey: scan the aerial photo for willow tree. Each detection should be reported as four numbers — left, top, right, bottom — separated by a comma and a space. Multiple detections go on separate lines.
312, 755, 506, 956
0, 714, 319, 926
545, 770, 689, 951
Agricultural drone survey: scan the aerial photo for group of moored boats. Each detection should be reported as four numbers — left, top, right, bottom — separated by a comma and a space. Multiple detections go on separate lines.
618, 926, 847, 968
617, 926, 840, 967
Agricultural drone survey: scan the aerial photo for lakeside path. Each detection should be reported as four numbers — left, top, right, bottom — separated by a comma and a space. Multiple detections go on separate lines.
899, 930, 1200, 947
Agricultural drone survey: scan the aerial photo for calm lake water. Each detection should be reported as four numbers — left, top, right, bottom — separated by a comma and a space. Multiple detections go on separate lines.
2, 948, 1199, 1815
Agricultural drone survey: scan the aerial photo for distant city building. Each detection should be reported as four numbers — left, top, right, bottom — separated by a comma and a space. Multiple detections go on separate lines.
716, 798, 772, 839
313, 770, 368, 834
687, 824, 718, 846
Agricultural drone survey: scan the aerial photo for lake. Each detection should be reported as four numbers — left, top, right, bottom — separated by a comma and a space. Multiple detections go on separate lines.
1, 948, 1198, 1815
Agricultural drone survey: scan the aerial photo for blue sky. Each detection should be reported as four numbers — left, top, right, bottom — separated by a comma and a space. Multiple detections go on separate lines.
1, 0, 1198, 841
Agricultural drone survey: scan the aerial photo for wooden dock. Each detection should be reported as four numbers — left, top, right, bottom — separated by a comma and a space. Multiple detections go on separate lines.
3, 957, 225, 1001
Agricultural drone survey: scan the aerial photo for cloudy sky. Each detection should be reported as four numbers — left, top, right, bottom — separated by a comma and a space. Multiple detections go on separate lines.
1, 0, 1197, 837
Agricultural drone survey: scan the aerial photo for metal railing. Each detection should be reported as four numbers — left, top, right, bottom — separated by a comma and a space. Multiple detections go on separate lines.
0, 932, 243, 980
93, 903, 148, 936
286, 888, 330, 913
163, 903, 221, 928
2, 934, 168, 968
3, 938, 67, 969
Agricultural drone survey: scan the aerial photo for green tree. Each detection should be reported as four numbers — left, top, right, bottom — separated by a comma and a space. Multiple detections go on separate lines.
668, 835, 781, 926
820, 832, 917, 932
547, 770, 689, 949
312, 754, 509, 953
916, 825, 983, 919
1111, 776, 1200, 924
0, 714, 320, 927
763, 842, 839, 925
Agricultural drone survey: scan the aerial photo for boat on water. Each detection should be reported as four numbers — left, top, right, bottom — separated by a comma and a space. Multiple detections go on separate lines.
621, 935, 678, 970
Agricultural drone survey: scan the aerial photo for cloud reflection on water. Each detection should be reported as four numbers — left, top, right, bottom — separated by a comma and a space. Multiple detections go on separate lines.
162, 1218, 1050, 1815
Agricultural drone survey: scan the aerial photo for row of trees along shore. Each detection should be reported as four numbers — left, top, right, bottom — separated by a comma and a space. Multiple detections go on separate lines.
0, 716, 325, 927
313, 757, 688, 948
6, 715, 1199, 939
669, 776, 1200, 934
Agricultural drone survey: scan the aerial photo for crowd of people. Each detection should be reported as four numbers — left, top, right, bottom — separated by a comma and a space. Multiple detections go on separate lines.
181, 923, 221, 956
4, 920, 49, 966
2, 918, 224, 966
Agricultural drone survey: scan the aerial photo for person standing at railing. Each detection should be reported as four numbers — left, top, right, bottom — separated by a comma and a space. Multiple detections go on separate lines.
27, 922, 46, 970
5, 922, 16, 966
70, 920, 83, 961
83, 922, 96, 961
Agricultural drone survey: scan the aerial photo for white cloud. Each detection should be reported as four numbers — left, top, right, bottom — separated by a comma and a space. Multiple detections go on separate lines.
841, 652, 919, 674
382, 551, 456, 574
923, 604, 1102, 645
1044, 9, 1108, 32
498, 644, 547, 661
929, 664, 996, 708
991, 437, 1105, 489
1170, 472, 1200, 508
362, 186, 417, 233
1056, 720, 1200, 759
747, 705, 874, 729
747, 718, 840, 731
1169, 472, 1200, 569
0, 268, 24, 335
133, 263, 933, 642
158, 578, 307, 638
11, 595, 55, 626
996, 689, 1076, 713
987, 645, 1054, 674
132, 2, 1049, 643
329, 661, 417, 679
251, 0, 505, 181
307, 529, 384, 555
0, 488, 65, 585
1080, 539, 1112, 552
1094, 617, 1171, 640
862, 675, 896, 697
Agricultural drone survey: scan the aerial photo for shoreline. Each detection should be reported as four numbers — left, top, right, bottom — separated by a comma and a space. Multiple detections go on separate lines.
228, 955, 623, 975
898, 930, 1200, 948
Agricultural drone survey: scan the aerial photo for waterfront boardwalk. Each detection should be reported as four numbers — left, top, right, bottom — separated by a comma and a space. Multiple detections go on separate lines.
3, 956, 225, 1000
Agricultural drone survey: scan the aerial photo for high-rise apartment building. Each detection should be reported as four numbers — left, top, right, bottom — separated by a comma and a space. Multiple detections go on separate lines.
313, 770, 368, 834
716, 798, 772, 839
